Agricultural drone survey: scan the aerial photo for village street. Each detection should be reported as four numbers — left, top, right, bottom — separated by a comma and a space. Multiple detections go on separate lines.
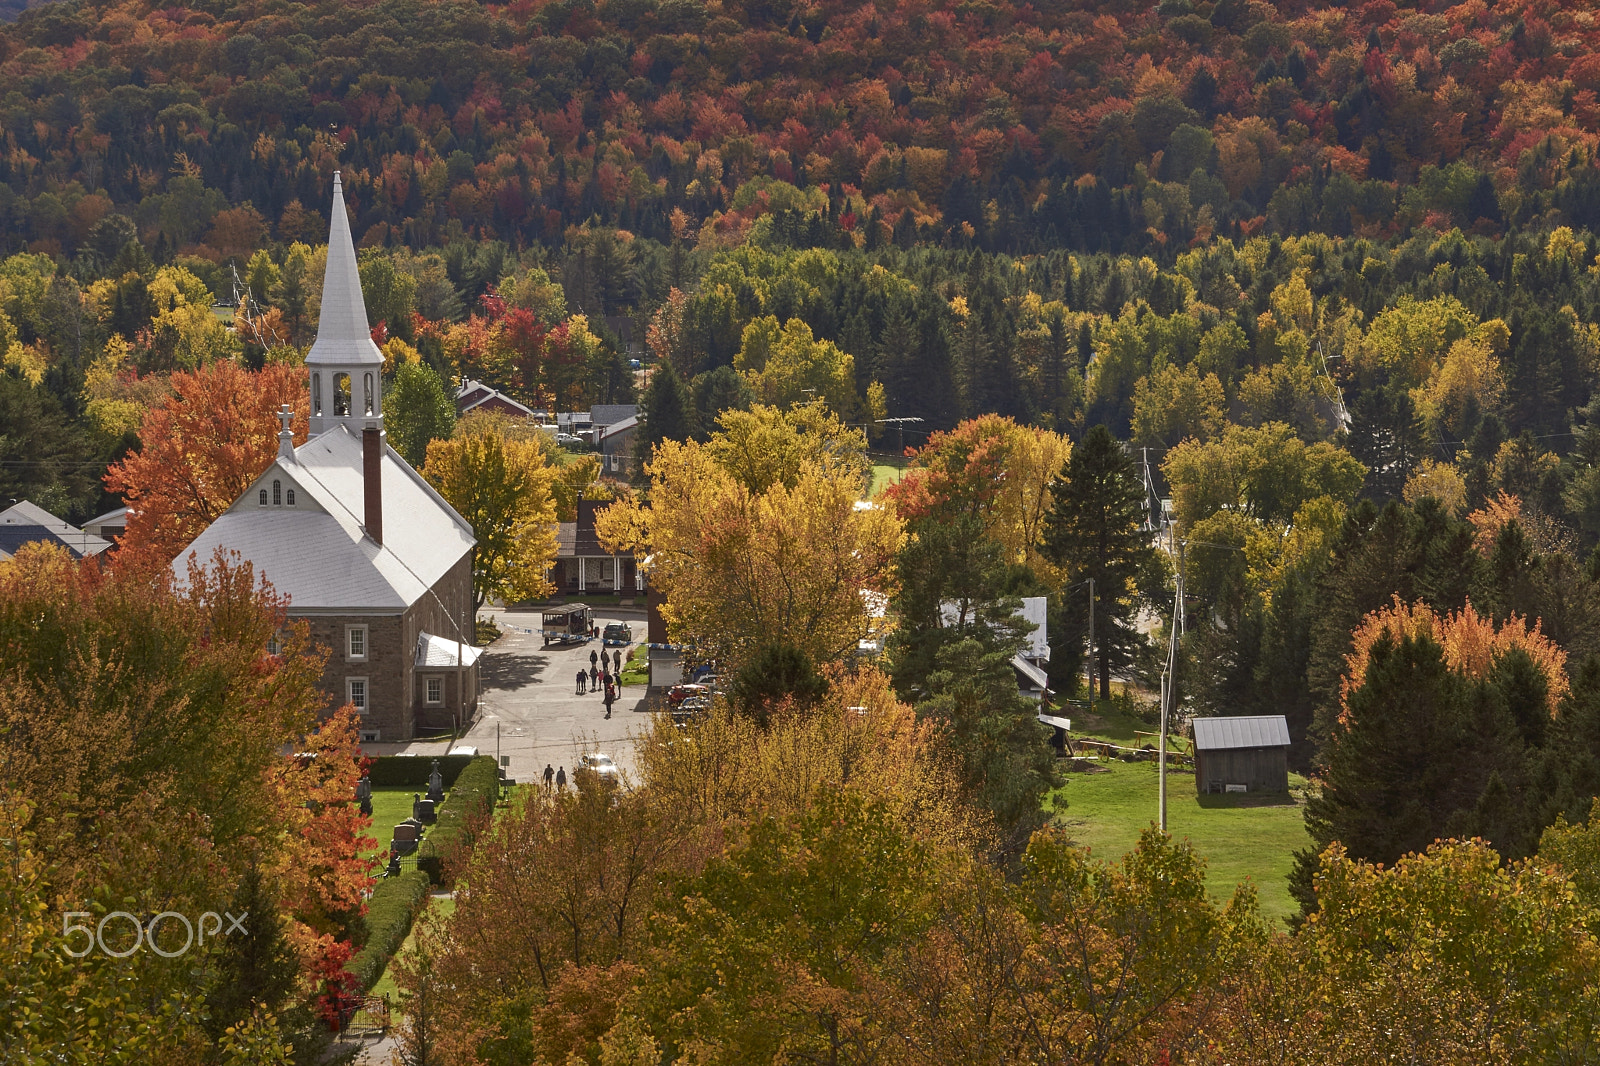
460, 606, 652, 786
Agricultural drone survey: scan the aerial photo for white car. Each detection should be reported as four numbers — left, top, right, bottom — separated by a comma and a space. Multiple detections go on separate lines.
579, 752, 619, 778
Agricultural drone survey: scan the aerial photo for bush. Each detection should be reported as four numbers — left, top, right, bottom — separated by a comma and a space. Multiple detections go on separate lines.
365, 754, 476, 788
349, 869, 431, 992
416, 756, 500, 886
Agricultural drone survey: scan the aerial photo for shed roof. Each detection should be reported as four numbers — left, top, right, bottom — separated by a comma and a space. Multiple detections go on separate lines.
1191, 715, 1290, 751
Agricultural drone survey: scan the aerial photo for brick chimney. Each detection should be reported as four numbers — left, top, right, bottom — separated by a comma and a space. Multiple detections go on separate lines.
363, 427, 383, 545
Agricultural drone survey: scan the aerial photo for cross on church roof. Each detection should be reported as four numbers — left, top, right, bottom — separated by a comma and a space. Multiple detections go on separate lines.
277, 403, 295, 459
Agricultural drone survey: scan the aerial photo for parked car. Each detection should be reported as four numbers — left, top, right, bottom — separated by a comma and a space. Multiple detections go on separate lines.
555, 432, 584, 448
579, 752, 619, 778
603, 622, 633, 645
667, 683, 711, 707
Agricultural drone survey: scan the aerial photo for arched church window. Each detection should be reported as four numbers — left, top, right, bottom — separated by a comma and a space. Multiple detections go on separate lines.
286, 488, 296, 506
273, 480, 282, 505
312, 373, 323, 416
363, 373, 374, 416
259, 489, 268, 506
334, 374, 351, 416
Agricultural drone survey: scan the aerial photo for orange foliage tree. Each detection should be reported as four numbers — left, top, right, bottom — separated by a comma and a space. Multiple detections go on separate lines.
105, 360, 308, 566
1341, 596, 1569, 721
267, 705, 378, 1023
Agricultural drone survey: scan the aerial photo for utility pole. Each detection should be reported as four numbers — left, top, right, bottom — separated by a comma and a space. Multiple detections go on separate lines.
1087, 576, 1096, 704
1160, 554, 1183, 832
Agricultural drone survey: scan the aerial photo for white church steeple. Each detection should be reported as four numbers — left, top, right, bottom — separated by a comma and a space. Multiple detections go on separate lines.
306, 172, 385, 436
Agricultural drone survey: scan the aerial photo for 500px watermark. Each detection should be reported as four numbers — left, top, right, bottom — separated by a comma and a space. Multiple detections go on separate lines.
62, 910, 248, 958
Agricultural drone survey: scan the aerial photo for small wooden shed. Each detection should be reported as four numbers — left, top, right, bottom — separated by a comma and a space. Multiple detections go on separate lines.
1192, 716, 1290, 795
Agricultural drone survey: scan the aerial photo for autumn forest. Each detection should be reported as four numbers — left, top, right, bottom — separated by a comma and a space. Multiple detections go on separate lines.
15, 0, 1600, 1062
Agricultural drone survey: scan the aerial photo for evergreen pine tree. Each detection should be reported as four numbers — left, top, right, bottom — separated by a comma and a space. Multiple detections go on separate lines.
1041, 425, 1157, 700
203, 866, 298, 1043
633, 362, 699, 469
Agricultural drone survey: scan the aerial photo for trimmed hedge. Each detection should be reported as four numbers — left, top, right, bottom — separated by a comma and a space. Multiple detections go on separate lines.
349, 869, 431, 992
416, 756, 500, 886
365, 753, 477, 788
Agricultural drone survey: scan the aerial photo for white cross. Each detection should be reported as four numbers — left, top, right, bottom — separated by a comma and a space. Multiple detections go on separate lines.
278, 404, 293, 433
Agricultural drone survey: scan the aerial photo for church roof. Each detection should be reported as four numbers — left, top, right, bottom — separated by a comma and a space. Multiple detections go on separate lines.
306, 172, 383, 368
173, 425, 474, 612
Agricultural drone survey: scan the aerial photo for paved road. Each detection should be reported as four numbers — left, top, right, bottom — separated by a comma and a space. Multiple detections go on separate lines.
461, 607, 652, 785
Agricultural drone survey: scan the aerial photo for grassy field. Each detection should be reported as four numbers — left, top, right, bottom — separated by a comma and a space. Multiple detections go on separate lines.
1044, 700, 1312, 925
364, 787, 428, 862
869, 454, 908, 496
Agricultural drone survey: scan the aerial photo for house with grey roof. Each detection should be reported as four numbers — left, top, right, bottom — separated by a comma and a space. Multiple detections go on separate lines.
0, 500, 111, 561
173, 174, 479, 743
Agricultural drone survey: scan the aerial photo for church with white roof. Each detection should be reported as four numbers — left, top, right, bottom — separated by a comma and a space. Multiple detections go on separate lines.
175, 174, 480, 742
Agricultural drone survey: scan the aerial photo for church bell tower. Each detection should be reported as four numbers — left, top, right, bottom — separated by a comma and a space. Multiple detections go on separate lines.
306, 172, 385, 436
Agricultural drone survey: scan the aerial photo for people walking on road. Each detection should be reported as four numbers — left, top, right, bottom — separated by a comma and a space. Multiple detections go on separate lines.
543, 764, 555, 791
575, 669, 587, 694
604, 682, 616, 719
589, 664, 599, 690
589, 649, 598, 670
555, 766, 567, 791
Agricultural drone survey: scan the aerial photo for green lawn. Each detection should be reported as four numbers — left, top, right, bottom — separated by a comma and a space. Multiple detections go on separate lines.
364, 787, 429, 862
1046, 759, 1311, 924
1041, 698, 1310, 924
620, 643, 649, 686
869, 454, 908, 496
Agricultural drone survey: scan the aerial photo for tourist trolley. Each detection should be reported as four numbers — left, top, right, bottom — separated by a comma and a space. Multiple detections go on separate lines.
540, 603, 593, 646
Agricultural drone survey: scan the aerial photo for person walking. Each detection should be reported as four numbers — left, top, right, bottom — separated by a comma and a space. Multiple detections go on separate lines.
542, 764, 555, 792
589, 663, 599, 691
575, 669, 587, 694
590, 648, 598, 671
604, 681, 616, 719
555, 766, 567, 791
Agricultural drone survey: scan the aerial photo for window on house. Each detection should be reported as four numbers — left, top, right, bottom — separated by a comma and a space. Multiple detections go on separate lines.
312, 373, 322, 416
286, 488, 295, 506
265, 632, 282, 656
272, 480, 282, 505
347, 677, 367, 713
363, 373, 374, 415
347, 625, 367, 661
259, 489, 268, 506
425, 676, 443, 705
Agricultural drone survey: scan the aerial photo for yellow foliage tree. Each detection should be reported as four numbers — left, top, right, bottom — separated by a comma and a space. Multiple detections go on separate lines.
1131, 362, 1226, 447
1403, 458, 1469, 515
422, 419, 558, 609
735, 315, 859, 413
1411, 335, 1506, 444
597, 424, 903, 667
